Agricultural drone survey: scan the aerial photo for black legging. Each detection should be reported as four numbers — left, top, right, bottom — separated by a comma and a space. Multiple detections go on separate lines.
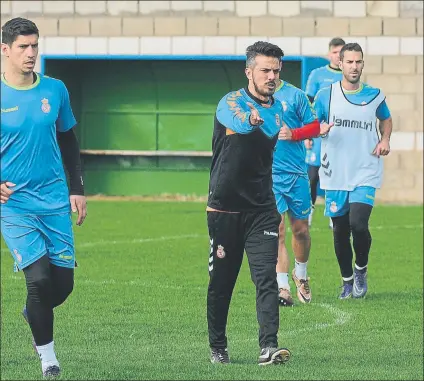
307, 165, 320, 205
331, 203, 373, 280
23, 255, 74, 346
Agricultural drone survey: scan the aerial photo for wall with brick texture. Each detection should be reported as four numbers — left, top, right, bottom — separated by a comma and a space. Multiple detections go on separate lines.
1, 1, 423, 204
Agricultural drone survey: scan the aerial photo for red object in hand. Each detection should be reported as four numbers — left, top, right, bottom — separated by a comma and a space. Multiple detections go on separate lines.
291, 120, 320, 141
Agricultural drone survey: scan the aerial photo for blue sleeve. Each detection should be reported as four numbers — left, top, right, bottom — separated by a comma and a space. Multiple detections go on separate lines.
56, 81, 76, 132
305, 70, 318, 98
313, 89, 329, 123
376, 100, 391, 121
216, 94, 254, 134
296, 91, 317, 125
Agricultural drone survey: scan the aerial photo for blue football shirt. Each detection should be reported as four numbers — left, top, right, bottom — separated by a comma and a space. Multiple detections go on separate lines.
272, 80, 317, 175
1, 73, 76, 216
305, 65, 343, 99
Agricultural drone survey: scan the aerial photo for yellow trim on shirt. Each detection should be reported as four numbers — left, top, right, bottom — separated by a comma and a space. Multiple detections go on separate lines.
326, 65, 341, 74
343, 82, 364, 94
1, 72, 40, 90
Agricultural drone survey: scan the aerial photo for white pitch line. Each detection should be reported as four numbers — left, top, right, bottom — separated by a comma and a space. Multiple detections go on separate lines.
0, 234, 201, 253
5, 275, 205, 291
1, 224, 422, 253
4, 274, 352, 340
234, 303, 352, 344
74, 233, 202, 248
309, 223, 423, 232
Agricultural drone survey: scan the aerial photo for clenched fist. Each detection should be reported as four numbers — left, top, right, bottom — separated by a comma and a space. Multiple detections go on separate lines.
304, 139, 313, 149
1, 181, 15, 204
372, 138, 390, 158
278, 123, 293, 140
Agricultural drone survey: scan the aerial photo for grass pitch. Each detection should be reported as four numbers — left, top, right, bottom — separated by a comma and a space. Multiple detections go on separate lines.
1, 201, 423, 380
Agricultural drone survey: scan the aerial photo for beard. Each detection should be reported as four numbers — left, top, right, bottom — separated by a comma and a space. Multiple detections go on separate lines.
347, 75, 361, 84
253, 77, 275, 97
345, 68, 362, 84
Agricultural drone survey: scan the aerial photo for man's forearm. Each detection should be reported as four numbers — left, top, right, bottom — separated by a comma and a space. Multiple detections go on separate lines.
57, 128, 84, 195
379, 117, 392, 141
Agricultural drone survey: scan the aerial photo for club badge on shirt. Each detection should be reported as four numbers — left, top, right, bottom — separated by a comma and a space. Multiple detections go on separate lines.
275, 114, 280, 127
41, 98, 51, 114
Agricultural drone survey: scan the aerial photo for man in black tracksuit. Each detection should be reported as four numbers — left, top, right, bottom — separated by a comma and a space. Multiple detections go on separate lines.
206, 41, 291, 366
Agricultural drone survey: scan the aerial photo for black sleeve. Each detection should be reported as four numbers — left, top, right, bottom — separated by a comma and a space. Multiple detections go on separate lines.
57, 128, 84, 195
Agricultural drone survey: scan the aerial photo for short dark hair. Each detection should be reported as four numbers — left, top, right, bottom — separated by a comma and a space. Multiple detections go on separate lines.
1, 17, 39, 46
246, 41, 284, 68
328, 37, 346, 49
340, 42, 363, 61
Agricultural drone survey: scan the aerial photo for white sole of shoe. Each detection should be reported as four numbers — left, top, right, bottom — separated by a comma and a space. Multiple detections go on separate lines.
258, 348, 291, 366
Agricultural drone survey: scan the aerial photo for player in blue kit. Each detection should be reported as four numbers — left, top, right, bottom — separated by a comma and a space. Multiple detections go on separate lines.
304, 38, 345, 228
272, 75, 324, 306
313, 43, 392, 300
1, 18, 86, 378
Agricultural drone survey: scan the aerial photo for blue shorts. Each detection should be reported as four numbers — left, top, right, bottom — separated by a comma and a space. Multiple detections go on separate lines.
1, 212, 75, 271
272, 173, 312, 219
324, 186, 376, 217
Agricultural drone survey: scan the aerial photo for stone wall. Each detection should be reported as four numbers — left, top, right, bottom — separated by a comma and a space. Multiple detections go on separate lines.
1, 1, 422, 203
